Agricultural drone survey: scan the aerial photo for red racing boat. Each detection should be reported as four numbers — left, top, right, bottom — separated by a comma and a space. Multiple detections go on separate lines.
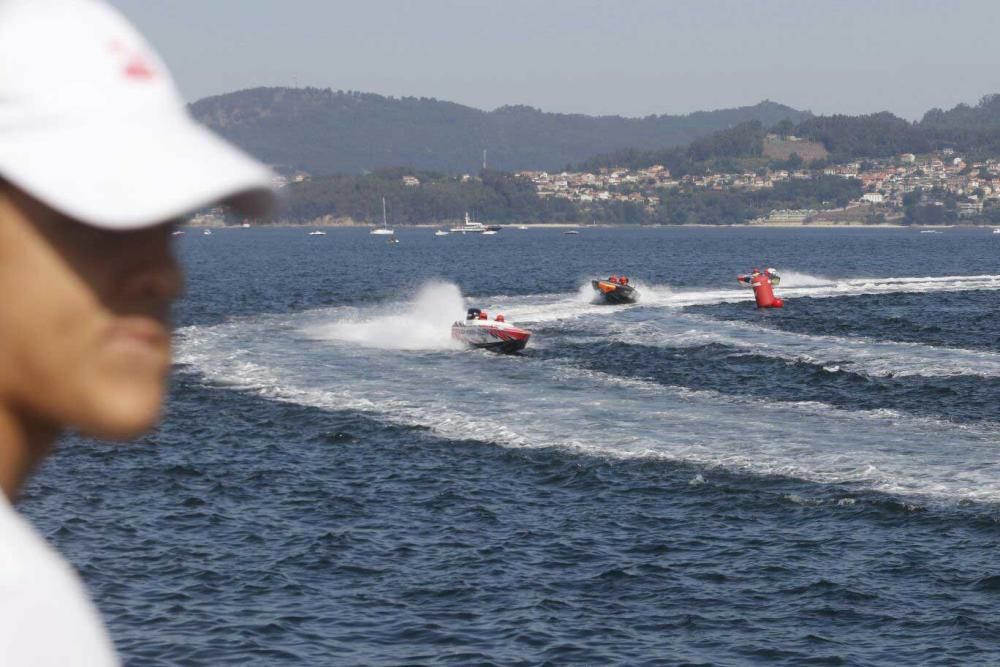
451, 308, 531, 353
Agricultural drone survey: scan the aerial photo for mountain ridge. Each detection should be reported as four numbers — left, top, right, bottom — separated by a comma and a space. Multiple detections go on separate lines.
189, 87, 809, 175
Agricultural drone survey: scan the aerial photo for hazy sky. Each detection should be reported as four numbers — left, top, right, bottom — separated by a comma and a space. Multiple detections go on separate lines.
110, 0, 1000, 120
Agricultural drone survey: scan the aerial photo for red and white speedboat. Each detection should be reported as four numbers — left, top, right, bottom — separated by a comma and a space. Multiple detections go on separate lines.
451, 308, 531, 353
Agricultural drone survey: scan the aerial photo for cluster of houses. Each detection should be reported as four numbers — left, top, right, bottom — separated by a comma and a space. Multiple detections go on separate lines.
514, 151, 1000, 221
514, 165, 673, 211
263, 149, 1000, 224
849, 152, 999, 218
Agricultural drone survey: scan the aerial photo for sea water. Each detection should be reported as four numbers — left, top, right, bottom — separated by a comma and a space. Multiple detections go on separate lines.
24, 226, 1000, 665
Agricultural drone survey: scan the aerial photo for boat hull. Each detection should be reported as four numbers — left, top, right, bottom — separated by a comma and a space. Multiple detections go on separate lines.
451, 322, 530, 353
592, 280, 638, 304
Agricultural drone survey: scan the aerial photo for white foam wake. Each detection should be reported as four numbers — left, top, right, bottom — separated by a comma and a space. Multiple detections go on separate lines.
582, 312, 1000, 379
472, 272, 1000, 326
279, 275, 1000, 380
300, 281, 465, 351
175, 286, 1000, 505
653, 272, 1000, 308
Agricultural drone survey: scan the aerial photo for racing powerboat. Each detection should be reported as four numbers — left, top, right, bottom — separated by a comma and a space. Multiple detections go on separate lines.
451, 308, 531, 353
592, 275, 638, 304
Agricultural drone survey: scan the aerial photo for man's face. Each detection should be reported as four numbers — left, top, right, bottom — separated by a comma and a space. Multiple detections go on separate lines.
0, 185, 182, 440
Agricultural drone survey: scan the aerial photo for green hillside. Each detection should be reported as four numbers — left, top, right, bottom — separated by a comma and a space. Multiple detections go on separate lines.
189, 87, 809, 175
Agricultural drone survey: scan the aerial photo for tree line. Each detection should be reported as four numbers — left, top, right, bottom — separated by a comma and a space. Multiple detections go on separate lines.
581, 94, 1000, 173
283, 169, 577, 224
280, 167, 863, 226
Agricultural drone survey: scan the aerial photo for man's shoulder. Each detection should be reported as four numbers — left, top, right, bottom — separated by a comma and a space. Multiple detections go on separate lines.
0, 496, 119, 666
0, 493, 86, 593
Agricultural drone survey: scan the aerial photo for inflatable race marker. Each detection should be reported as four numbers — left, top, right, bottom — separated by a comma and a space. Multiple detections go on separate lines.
737, 267, 784, 308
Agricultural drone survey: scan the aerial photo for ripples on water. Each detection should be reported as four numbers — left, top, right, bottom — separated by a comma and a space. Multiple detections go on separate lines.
24, 227, 1000, 665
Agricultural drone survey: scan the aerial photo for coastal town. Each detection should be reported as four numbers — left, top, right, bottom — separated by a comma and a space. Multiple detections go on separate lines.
205, 134, 1000, 227
514, 137, 1000, 223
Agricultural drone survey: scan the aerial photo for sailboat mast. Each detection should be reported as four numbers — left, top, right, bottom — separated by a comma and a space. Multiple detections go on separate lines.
382, 196, 387, 228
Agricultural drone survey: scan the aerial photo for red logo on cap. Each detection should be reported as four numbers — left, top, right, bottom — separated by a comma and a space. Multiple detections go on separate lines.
108, 40, 156, 81
124, 55, 154, 80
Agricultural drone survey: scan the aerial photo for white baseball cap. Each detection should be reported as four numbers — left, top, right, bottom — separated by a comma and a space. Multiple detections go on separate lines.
0, 0, 276, 229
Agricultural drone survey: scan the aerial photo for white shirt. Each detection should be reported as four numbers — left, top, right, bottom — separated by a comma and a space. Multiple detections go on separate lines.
0, 492, 119, 666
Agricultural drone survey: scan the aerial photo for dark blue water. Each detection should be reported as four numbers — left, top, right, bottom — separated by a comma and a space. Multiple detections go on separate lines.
23, 227, 1000, 665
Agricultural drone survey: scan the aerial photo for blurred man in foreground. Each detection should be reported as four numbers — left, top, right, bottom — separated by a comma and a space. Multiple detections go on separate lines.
0, 0, 274, 662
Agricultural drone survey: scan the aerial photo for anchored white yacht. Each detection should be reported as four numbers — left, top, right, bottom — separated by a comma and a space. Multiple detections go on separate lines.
450, 212, 500, 234
371, 197, 395, 235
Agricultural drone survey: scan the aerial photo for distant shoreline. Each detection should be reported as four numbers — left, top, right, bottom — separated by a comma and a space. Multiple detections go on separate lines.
186, 220, 995, 230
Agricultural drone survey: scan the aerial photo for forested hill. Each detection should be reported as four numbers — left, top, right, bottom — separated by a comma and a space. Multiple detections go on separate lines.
189, 87, 809, 175
921, 94, 1000, 131
581, 94, 1000, 171
789, 95, 1000, 160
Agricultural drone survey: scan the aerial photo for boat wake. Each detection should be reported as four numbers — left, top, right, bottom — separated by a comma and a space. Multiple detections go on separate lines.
579, 312, 1000, 379
175, 273, 1000, 505
301, 281, 465, 351
478, 272, 1000, 325
176, 313, 1000, 505
651, 271, 1000, 308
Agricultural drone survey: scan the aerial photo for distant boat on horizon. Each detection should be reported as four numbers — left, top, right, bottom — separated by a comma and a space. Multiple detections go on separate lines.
202, 228, 212, 236
371, 197, 395, 235
451, 212, 500, 234
563, 229, 580, 235
434, 229, 449, 236
308, 230, 326, 236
